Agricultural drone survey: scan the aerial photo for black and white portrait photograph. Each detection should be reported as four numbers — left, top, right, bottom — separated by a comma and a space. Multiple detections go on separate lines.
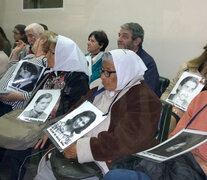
137, 129, 207, 162
46, 101, 106, 151
7, 61, 45, 93
167, 72, 205, 111
18, 89, 61, 123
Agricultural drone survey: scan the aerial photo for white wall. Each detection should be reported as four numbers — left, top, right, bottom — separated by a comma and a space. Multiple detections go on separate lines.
1, 0, 207, 79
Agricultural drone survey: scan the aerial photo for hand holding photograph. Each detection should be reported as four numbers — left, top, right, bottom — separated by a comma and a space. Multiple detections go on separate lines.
45, 101, 106, 152
7, 60, 45, 93
18, 89, 61, 123
166, 72, 205, 111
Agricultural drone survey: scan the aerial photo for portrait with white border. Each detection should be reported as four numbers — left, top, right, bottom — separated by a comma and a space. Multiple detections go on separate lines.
46, 101, 106, 152
7, 61, 45, 93
18, 89, 61, 123
166, 72, 205, 111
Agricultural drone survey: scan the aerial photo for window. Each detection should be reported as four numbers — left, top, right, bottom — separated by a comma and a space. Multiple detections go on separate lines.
23, 0, 63, 9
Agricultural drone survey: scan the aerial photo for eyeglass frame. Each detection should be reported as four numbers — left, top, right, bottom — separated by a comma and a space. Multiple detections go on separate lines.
12, 31, 21, 35
99, 68, 116, 77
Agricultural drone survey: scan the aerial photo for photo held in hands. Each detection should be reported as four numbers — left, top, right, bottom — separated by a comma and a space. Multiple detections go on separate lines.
166, 72, 205, 111
7, 60, 45, 93
45, 101, 106, 152
18, 89, 61, 123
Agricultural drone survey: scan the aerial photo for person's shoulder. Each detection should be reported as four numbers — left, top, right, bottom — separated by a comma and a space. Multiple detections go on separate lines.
194, 91, 207, 101
137, 48, 157, 66
64, 71, 89, 88
137, 48, 154, 60
126, 81, 160, 101
0, 51, 9, 60
22, 54, 35, 60
90, 78, 102, 89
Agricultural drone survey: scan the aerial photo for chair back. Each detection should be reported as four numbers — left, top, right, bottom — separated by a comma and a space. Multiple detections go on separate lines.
155, 100, 172, 143
159, 76, 170, 95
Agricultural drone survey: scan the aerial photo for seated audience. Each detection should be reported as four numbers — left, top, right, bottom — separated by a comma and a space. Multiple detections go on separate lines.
103, 90, 207, 180
12, 24, 28, 49
0, 34, 89, 180
0, 33, 9, 79
161, 44, 207, 133
10, 23, 44, 61
118, 22, 161, 97
0, 27, 12, 57
0, 31, 51, 116
34, 49, 161, 180
86, 30, 109, 83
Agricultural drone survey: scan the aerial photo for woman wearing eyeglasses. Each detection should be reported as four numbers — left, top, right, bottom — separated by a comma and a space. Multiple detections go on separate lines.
35, 49, 162, 180
12, 24, 28, 49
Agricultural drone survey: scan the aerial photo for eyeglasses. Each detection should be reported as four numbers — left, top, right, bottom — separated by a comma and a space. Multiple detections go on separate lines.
99, 68, 116, 77
26, 34, 35, 39
47, 50, 55, 56
12, 31, 20, 35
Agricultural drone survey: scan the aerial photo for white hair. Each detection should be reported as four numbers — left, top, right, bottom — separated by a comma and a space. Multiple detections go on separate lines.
25, 23, 44, 37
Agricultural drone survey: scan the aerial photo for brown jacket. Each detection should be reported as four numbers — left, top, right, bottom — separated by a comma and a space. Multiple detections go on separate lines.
69, 81, 162, 162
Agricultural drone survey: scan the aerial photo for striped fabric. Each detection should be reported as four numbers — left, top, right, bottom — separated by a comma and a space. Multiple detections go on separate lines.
0, 54, 47, 110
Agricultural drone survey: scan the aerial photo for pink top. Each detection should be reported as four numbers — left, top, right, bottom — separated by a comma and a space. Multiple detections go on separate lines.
169, 91, 207, 162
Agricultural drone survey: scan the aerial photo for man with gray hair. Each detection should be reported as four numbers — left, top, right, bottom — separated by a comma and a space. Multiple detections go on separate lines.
10, 23, 44, 60
118, 22, 161, 97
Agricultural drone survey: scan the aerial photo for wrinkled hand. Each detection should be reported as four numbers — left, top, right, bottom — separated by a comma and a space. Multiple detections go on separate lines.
63, 142, 77, 159
172, 106, 184, 118
34, 135, 49, 150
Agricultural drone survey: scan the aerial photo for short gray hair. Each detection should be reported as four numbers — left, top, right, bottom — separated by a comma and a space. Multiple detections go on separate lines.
25, 23, 44, 37
102, 52, 113, 62
121, 22, 144, 47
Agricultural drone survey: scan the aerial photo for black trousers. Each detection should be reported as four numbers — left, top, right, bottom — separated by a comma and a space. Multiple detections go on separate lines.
0, 147, 33, 180
0, 101, 12, 117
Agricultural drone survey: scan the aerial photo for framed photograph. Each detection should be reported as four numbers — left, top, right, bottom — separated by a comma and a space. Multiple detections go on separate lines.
136, 129, 207, 162
46, 101, 106, 152
18, 89, 61, 123
22, 0, 64, 10
166, 72, 205, 111
7, 61, 45, 93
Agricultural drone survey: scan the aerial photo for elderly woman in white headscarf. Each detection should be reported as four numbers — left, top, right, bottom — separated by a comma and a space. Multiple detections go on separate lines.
35, 49, 161, 180
0, 34, 90, 180
44, 35, 89, 117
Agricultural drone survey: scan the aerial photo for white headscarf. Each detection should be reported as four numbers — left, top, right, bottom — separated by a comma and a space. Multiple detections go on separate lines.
52, 35, 89, 76
109, 49, 147, 90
